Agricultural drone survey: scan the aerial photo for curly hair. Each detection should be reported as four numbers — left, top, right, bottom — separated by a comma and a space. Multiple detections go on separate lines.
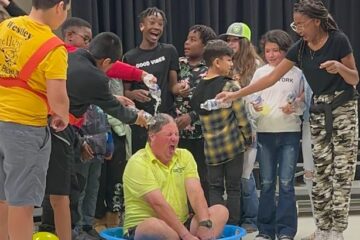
188, 25, 217, 45
294, 0, 339, 69
60, 17, 91, 38
138, 7, 167, 25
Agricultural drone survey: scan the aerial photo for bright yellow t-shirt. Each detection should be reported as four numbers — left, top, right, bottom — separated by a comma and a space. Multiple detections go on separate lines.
123, 143, 199, 232
0, 16, 68, 126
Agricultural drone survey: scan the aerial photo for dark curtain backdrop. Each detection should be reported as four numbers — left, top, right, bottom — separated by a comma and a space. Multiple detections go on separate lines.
71, 0, 359, 68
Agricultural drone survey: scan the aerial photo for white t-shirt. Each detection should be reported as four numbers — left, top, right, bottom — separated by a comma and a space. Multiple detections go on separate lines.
249, 64, 304, 132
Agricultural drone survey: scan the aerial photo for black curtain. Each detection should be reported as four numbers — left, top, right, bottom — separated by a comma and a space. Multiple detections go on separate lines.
71, 0, 360, 68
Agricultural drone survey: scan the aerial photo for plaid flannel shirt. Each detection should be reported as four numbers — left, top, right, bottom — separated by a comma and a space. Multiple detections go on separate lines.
199, 81, 252, 166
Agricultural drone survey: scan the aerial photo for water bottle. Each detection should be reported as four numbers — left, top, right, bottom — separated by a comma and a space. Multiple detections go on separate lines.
200, 99, 231, 111
143, 74, 161, 102
248, 93, 270, 115
249, 93, 263, 105
143, 74, 155, 89
128, 106, 156, 125
149, 84, 161, 102
287, 92, 297, 104
148, 84, 161, 114
286, 91, 305, 115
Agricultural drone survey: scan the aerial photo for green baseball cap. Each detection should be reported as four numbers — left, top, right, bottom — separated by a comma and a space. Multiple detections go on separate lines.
219, 22, 251, 41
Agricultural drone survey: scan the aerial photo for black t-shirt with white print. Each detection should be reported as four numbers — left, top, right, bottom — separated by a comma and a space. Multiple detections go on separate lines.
123, 43, 179, 115
286, 30, 353, 95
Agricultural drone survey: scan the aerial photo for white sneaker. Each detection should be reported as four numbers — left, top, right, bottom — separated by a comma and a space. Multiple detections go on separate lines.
314, 229, 331, 240
331, 231, 344, 240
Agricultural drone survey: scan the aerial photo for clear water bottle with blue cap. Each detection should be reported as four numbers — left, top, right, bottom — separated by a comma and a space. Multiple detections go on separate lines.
200, 99, 231, 111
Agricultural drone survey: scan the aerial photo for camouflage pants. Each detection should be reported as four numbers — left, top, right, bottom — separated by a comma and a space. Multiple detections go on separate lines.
310, 91, 358, 232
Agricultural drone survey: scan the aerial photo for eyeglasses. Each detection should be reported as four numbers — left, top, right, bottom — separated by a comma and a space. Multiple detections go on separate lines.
70, 31, 92, 44
290, 19, 313, 32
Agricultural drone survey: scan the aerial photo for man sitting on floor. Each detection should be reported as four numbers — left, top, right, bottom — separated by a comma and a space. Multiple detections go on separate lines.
123, 113, 228, 240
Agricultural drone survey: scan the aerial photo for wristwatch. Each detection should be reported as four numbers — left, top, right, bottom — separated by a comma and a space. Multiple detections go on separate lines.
198, 219, 213, 229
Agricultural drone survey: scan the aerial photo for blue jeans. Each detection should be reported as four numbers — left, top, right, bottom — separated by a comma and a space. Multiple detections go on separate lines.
257, 132, 300, 239
240, 173, 258, 228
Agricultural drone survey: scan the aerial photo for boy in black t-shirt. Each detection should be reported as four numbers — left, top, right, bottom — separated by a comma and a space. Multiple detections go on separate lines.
123, 7, 189, 152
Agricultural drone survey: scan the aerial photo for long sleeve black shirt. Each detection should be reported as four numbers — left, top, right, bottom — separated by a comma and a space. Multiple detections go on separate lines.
4, 1, 27, 17
67, 49, 137, 124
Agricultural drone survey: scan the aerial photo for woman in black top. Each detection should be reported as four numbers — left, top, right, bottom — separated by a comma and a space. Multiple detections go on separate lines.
217, 1, 358, 240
